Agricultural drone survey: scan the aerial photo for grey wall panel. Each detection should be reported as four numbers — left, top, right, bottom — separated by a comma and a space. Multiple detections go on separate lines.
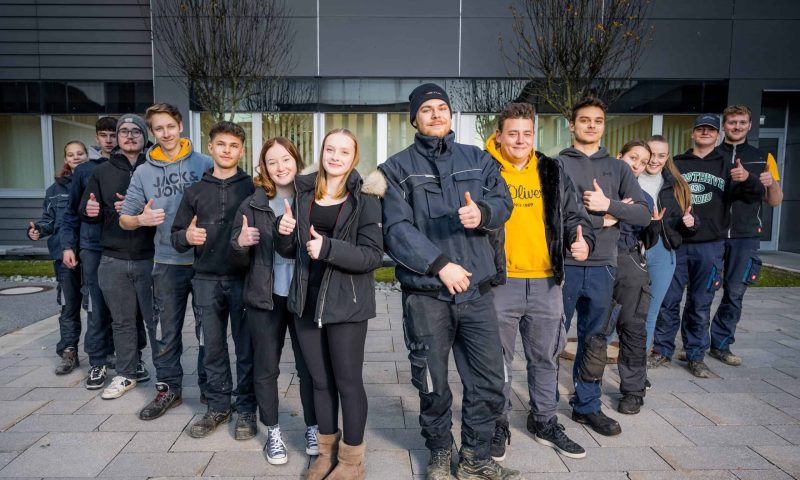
285, 17, 317, 77
285, 0, 317, 17
0, 30, 37, 41
40, 55, 152, 68
39, 42, 152, 56
777, 94, 800, 253
0, 43, 38, 55
633, 19, 732, 78
460, 18, 513, 78
734, 0, 800, 19
462, 0, 520, 18
319, 17, 459, 77
35, 4, 150, 18
319, 0, 457, 17
40, 67, 152, 81
0, 68, 39, 79
0, 5, 35, 16
730, 20, 800, 79
0, 55, 39, 67
649, 0, 733, 19
0, 17, 36, 29
37, 18, 149, 31
37, 30, 150, 43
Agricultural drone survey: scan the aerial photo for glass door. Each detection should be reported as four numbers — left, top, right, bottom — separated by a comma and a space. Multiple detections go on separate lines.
757, 130, 785, 251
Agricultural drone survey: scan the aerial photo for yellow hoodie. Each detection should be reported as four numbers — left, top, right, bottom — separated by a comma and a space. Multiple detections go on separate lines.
149, 138, 193, 163
485, 133, 552, 278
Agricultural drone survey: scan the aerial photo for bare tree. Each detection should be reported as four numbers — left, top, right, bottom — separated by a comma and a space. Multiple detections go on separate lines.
151, 0, 294, 121
501, 0, 654, 118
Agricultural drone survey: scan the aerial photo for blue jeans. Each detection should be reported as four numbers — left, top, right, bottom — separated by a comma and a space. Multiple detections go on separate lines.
652, 241, 724, 362
562, 265, 616, 414
55, 260, 82, 357
645, 238, 676, 350
192, 276, 254, 413
148, 263, 205, 396
711, 237, 761, 351
80, 249, 114, 366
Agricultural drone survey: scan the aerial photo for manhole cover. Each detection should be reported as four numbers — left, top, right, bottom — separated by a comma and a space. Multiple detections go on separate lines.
0, 285, 52, 295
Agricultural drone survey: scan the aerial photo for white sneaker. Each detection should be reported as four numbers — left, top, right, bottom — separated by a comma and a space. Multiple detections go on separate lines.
101, 376, 137, 400
265, 424, 288, 465
305, 424, 320, 455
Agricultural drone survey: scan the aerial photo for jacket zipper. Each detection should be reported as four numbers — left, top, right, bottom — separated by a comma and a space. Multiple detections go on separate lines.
727, 144, 737, 239
350, 276, 357, 303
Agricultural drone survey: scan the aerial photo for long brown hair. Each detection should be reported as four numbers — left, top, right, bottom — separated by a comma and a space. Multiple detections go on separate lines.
254, 137, 305, 199
648, 135, 691, 211
59, 140, 88, 178
315, 128, 360, 201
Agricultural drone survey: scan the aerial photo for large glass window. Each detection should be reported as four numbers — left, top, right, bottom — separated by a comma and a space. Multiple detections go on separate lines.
199, 113, 253, 173
537, 115, 571, 157
474, 114, 498, 149
387, 113, 416, 158
0, 115, 44, 189
602, 116, 653, 158
661, 115, 695, 157
52, 115, 102, 174
323, 113, 377, 174
261, 113, 315, 168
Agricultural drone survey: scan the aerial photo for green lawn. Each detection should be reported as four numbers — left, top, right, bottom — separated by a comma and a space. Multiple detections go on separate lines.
0, 260, 54, 277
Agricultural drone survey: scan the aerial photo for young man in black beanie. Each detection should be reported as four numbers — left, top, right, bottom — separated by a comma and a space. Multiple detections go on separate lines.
377, 83, 519, 480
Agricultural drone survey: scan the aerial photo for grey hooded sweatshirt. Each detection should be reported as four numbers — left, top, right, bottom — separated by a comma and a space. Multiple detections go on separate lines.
120, 139, 212, 264
557, 146, 651, 267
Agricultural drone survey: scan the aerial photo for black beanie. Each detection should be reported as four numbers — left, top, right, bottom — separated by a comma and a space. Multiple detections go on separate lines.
409, 83, 451, 126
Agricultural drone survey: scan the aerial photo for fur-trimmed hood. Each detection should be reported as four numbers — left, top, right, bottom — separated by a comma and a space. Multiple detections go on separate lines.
296, 163, 386, 197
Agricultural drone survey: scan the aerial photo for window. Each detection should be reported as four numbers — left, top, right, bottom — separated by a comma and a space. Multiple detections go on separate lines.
0, 116, 44, 189
51, 115, 103, 174
473, 114, 498, 149
537, 115, 571, 157
602, 116, 653, 158
323, 113, 377, 174
387, 113, 415, 158
199, 113, 253, 173
261, 113, 315, 169
661, 115, 695, 157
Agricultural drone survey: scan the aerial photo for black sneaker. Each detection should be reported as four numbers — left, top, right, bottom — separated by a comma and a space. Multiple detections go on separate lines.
86, 365, 107, 390
189, 408, 232, 438
55, 347, 79, 375
427, 447, 453, 480
139, 382, 182, 421
234, 411, 257, 440
490, 419, 511, 461
527, 413, 586, 459
647, 352, 671, 369
618, 394, 644, 415
135, 361, 150, 383
645, 378, 652, 390
687, 360, 712, 378
709, 348, 742, 366
456, 447, 521, 479
572, 409, 622, 436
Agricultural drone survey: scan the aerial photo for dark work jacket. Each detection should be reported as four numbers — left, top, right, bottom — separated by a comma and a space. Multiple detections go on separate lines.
80, 152, 155, 260
230, 188, 279, 310
488, 152, 595, 286
33, 176, 72, 261
648, 169, 699, 251
674, 148, 763, 243
61, 157, 106, 253
378, 131, 513, 303
275, 167, 383, 326
717, 141, 770, 238
618, 191, 657, 252
171, 169, 255, 278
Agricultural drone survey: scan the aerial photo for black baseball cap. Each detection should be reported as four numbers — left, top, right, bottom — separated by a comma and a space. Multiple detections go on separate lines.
694, 114, 720, 130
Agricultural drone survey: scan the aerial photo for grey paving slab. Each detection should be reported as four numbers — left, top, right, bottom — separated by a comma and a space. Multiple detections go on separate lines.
99, 452, 213, 477
677, 393, 798, 425
522, 474, 629, 480
0, 431, 132, 477
653, 446, 774, 470
766, 424, 800, 445
585, 410, 693, 447
0, 401, 48, 431
9, 414, 108, 433
628, 471, 736, 480
0, 433, 44, 453
16, 387, 96, 402
32, 400, 89, 415
750, 445, 800, 476
677, 425, 790, 446
654, 407, 715, 426
3, 366, 83, 388
561, 447, 671, 471
694, 379, 786, 394
203, 450, 307, 477
0, 454, 18, 471
731, 469, 796, 480
364, 450, 413, 480
99, 413, 193, 432
0, 389, 29, 401
121, 430, 182, 453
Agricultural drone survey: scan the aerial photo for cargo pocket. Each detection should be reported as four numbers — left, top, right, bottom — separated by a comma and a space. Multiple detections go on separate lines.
706, 265, 723, 293
580, 334, 608, 383
452, 169, 483, 201
423, 183, 450, 219
742, 256, 762, 285
635, 285, 652, 318
409, 353, 433, 394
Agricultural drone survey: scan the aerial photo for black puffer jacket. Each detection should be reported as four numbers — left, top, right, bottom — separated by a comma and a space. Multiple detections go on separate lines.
230, 188, 279, 310
488, 152, 595, 286
648, 169, 699, 251
275, 167, 383, 326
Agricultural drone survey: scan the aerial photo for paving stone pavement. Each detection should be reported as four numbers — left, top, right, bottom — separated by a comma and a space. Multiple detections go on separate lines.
0, 287, 798, 479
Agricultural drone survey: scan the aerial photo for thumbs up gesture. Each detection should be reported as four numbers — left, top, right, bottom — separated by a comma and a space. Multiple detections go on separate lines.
458, 191, 482, 229
185, 215, 207, 246
583, 179, 611, 212
652, 206, 666, 221
85, 192, 100, 217
759, 161, 774, 188
682, 205, 695, 228
730, 158, 750, 182
306, 225, 325, 259
238, 215, 260, 247
114, 192, 126, 214
27, 221, 40, 241
278, 198, 297, 236
570, 225, 589, 261
138, 199, 165, 226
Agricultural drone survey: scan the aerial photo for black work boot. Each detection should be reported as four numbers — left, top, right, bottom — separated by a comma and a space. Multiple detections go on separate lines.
455, 446, 521, 479
426, 445, 453, 480
55, 347, 79, 375
189, 408, 232, 438
139, 382, 182, 421
617, 394, 644, 415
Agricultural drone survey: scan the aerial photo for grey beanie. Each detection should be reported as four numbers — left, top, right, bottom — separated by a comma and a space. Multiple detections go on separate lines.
116, 114, 149, 141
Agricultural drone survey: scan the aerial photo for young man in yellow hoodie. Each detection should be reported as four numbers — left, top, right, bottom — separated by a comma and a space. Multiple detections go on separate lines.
485, 103, 594, 461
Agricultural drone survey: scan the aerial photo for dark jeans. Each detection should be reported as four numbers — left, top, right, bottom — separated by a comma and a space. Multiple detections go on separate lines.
80, 249, 113, 366
192, 276, 254, 413
653, 241, 724, 362
98, 256, 150, 378
148, 263, 205, 396
295, 288, 368, 446
402, 291, 505, 459
562, 265, 616, 414
248, 295, 316, 427
54, 260, 82, 357
613, 250, 650, 397
711, 237, 761, 351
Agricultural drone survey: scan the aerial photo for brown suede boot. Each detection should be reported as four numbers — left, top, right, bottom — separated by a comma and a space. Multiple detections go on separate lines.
305, 430, 340, 480
326, 440, 366, 480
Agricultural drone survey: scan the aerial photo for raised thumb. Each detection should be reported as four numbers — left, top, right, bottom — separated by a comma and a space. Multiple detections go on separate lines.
283, 198, 293, 218
686, 205, 693, 215
464, 191, 473, 205
116, 192, 125, 200
29, 221, 35, 230
736, 158, 743, 169
310, 225, 321, 239
576, 225, 584, 241
89, 193, 96, 201
592, 179, 602, 192
190, 215, 198, 227
242, 215, 249, 229
145, 198, 154, 209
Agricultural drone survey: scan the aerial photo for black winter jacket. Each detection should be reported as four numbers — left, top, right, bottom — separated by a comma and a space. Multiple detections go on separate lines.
80, 152, 155, 260
717, 141, 770, 238
488, 152, 595, 286
32, 176, 72, 261
171, 169, 255, 278
378, 132, 513, 302
275, 167, 383, 326
645, 169, 699, 251
61, 157, 106, 253
230, 188, 280, 310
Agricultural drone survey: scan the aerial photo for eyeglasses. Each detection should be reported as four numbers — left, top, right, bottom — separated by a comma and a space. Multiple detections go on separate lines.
118, 128, 143, 138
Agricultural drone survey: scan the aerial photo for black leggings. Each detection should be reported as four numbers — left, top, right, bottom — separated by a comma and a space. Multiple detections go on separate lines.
295, 288, 368, 446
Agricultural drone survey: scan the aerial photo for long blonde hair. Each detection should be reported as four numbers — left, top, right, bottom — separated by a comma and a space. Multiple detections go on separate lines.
314, 128, 360, 200
649, 135, 691, 211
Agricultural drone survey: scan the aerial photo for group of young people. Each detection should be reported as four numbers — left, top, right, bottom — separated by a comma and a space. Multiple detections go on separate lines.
27, 83, 781, 480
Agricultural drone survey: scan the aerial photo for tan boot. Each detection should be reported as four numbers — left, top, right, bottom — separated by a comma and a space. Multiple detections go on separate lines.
305, 430, 340, 480
326, 440, 366, 480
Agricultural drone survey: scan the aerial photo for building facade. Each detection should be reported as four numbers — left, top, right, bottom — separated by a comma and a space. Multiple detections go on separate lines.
1, 0, 799, 252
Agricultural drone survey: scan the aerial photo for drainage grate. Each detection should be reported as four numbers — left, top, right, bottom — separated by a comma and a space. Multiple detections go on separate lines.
0, 285, 52, 296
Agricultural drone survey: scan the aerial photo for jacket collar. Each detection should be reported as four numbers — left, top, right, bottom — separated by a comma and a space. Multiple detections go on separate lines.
249, 187, 272, 209
413, 131, 455, 160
